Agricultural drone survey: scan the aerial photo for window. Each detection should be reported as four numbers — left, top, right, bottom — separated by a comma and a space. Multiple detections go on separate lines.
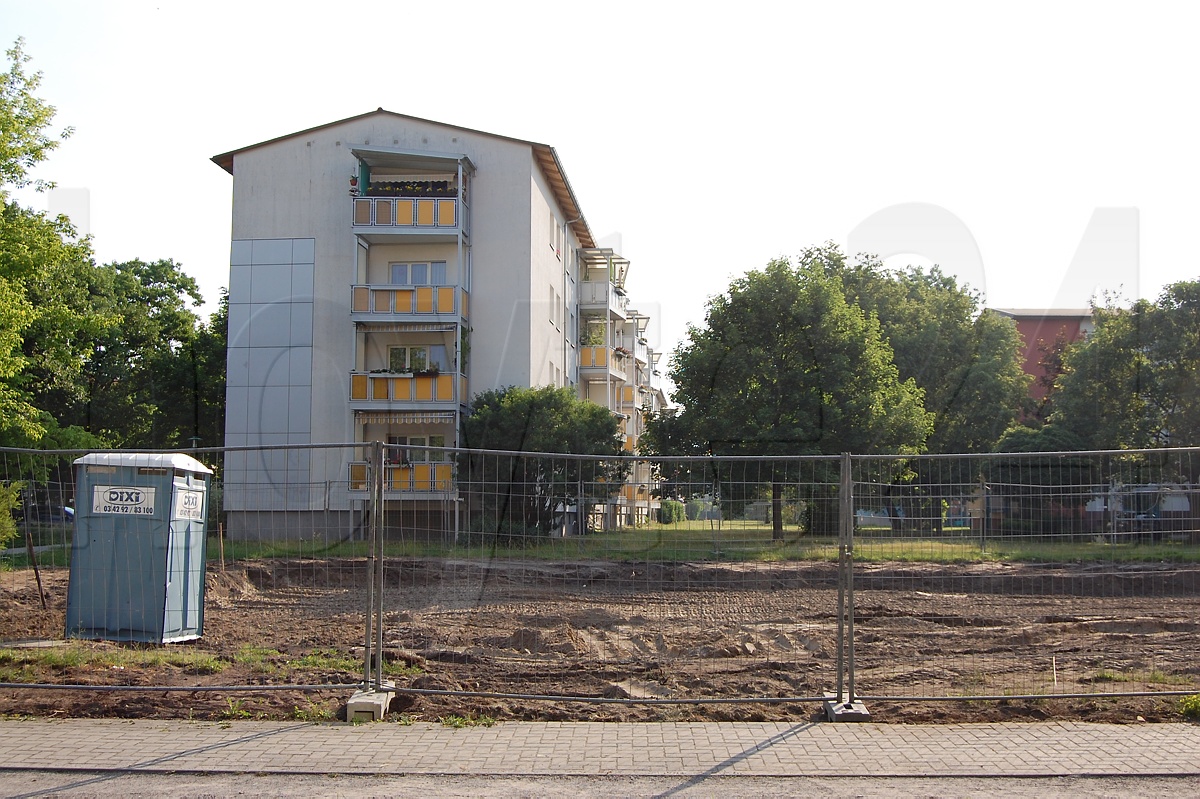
386, 435, 445, 463
390, 261, 449, 286
387, 344, 449, 373
387, 346, 428, 373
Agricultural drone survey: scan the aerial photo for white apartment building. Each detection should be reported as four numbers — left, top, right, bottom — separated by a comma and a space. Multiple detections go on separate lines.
212, 110, 665, 538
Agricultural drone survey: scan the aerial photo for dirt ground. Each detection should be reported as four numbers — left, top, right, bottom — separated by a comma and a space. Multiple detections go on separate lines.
2, 559, 1198, 723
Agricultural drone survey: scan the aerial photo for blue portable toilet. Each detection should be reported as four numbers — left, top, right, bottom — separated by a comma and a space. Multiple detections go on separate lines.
65, 453, 212, 643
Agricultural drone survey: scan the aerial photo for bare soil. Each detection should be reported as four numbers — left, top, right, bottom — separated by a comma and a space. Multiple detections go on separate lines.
2, 559, 1198, 723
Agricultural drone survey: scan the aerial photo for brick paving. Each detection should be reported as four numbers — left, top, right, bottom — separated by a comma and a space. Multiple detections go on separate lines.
0, 720, 1198, 777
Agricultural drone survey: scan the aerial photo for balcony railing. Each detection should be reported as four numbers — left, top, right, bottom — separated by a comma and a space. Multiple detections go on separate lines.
580, 346, 629, 380
351, 285, 468, 319
349, 372, 464, 404
579, 280, 628, 319
348, 462, 455, 493
352, 195, 467, 234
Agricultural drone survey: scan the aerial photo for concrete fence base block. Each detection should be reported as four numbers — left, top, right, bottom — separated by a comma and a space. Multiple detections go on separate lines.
823, 693, 871, 722
347, 683, 396, 722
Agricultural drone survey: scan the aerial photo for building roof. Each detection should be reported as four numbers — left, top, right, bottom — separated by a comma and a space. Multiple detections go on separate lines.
211, 109, 595, 248
74, 452, 213, 474
991, 308, 1093, 319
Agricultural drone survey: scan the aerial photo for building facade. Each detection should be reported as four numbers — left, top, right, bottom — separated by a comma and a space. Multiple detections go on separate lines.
213, 110, 665, 539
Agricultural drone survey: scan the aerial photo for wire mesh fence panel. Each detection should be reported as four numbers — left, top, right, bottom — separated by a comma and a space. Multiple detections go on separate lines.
6, 442, 1198, 719
377, 450, 843, 716
847, 449, 1200, 702
1, 444, 375, 720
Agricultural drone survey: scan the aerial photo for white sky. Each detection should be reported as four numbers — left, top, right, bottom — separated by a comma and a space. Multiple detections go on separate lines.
6, 1, 1199, 366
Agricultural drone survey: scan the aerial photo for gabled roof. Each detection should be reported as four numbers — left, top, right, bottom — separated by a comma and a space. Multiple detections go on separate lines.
211, 108, 595, 248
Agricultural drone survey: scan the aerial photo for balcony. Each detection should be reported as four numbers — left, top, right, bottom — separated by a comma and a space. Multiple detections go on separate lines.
579, 346, 629, 382
347, 461, 455, 495
351, 285, 468, 320
351, 194, 468, 243
349, 372, 465, 406
578, 279, 628, 320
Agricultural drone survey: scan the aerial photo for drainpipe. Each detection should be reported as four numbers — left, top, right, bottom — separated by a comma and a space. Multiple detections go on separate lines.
563, 215, 582, 391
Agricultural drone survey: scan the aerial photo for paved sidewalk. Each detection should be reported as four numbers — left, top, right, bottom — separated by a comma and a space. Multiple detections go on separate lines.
0, 719, 1198, 777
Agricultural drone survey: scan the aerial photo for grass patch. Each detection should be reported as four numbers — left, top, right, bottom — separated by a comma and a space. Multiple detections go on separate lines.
233, 645, 284, 674
438, 713, 496, 728
1089, 667, 1132, 681
290, 648, 359, 672
0, 643, 223, 678
206, 519, 1200, 566
217, 698, 252, 720
289, 701, 336, 722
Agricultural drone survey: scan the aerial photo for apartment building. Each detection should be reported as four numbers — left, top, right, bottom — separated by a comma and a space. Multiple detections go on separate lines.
212, 109, 665, 538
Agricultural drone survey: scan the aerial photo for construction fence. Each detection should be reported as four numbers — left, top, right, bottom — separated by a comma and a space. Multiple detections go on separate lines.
2, 444, 1199, 716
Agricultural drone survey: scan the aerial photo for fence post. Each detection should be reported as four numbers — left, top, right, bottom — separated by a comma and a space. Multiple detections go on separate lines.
372, 439, 387, 691
362, 441, 379, 690
826, 451, 870, 720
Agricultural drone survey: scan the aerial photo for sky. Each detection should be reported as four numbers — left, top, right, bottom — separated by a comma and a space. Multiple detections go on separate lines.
5, 1, 1199, 375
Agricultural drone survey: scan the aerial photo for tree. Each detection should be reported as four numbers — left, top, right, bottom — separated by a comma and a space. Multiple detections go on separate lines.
820, 244, 1029, 453
0, 38, 97, 446
649, 254, 932, 538
1052, 281, 1200, 452
46, 259, 206, 447
460, 386, 629, 539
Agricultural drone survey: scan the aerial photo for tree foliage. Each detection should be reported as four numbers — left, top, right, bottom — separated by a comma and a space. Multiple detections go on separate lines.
0, 38, 97, 446
1052, 281, 1200, 450
0, 41, 225, 449
647, 251, 933, 537
460, 386, 628, 538
817, 244, 1029, 453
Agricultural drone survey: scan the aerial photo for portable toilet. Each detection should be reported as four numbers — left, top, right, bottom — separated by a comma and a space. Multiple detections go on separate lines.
65, 453, 212, 643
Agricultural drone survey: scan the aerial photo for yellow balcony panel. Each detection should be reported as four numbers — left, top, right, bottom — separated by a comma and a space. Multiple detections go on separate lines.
436, 286, 455, 313
460, 289, 469, 319
395, 199, 415, 226
413, 463, 433, 491
415, 286, 434, 313
416, 199, 435, 226
433, 463, 453, 490
414, 375, 435, 401
391, 377, 412, 401
390, 465, 413, 491
436, 374, 454, 401
371, 376, 390, 400
395, 289, 414, 313
352, 286, 370, 313
348, 463, 368, 491
437, 199, 456, 227
350, 374, 368, 400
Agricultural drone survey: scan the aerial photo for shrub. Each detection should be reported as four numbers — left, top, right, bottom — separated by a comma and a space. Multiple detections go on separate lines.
657, 499, 685, 524
1181, 694, 1200, 721
0, 482, 23, 550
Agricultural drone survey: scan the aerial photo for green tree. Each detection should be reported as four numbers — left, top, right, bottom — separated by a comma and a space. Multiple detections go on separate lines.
50, 259, 206, 447
818, 244, 1029, 453
460, 386, 628, 539
0, 38, 98, 446
1052, 281, 1200, 451
649, 255, 932, 538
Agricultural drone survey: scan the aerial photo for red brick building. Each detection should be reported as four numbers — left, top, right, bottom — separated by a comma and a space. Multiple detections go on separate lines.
991, 309, 1094, 404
